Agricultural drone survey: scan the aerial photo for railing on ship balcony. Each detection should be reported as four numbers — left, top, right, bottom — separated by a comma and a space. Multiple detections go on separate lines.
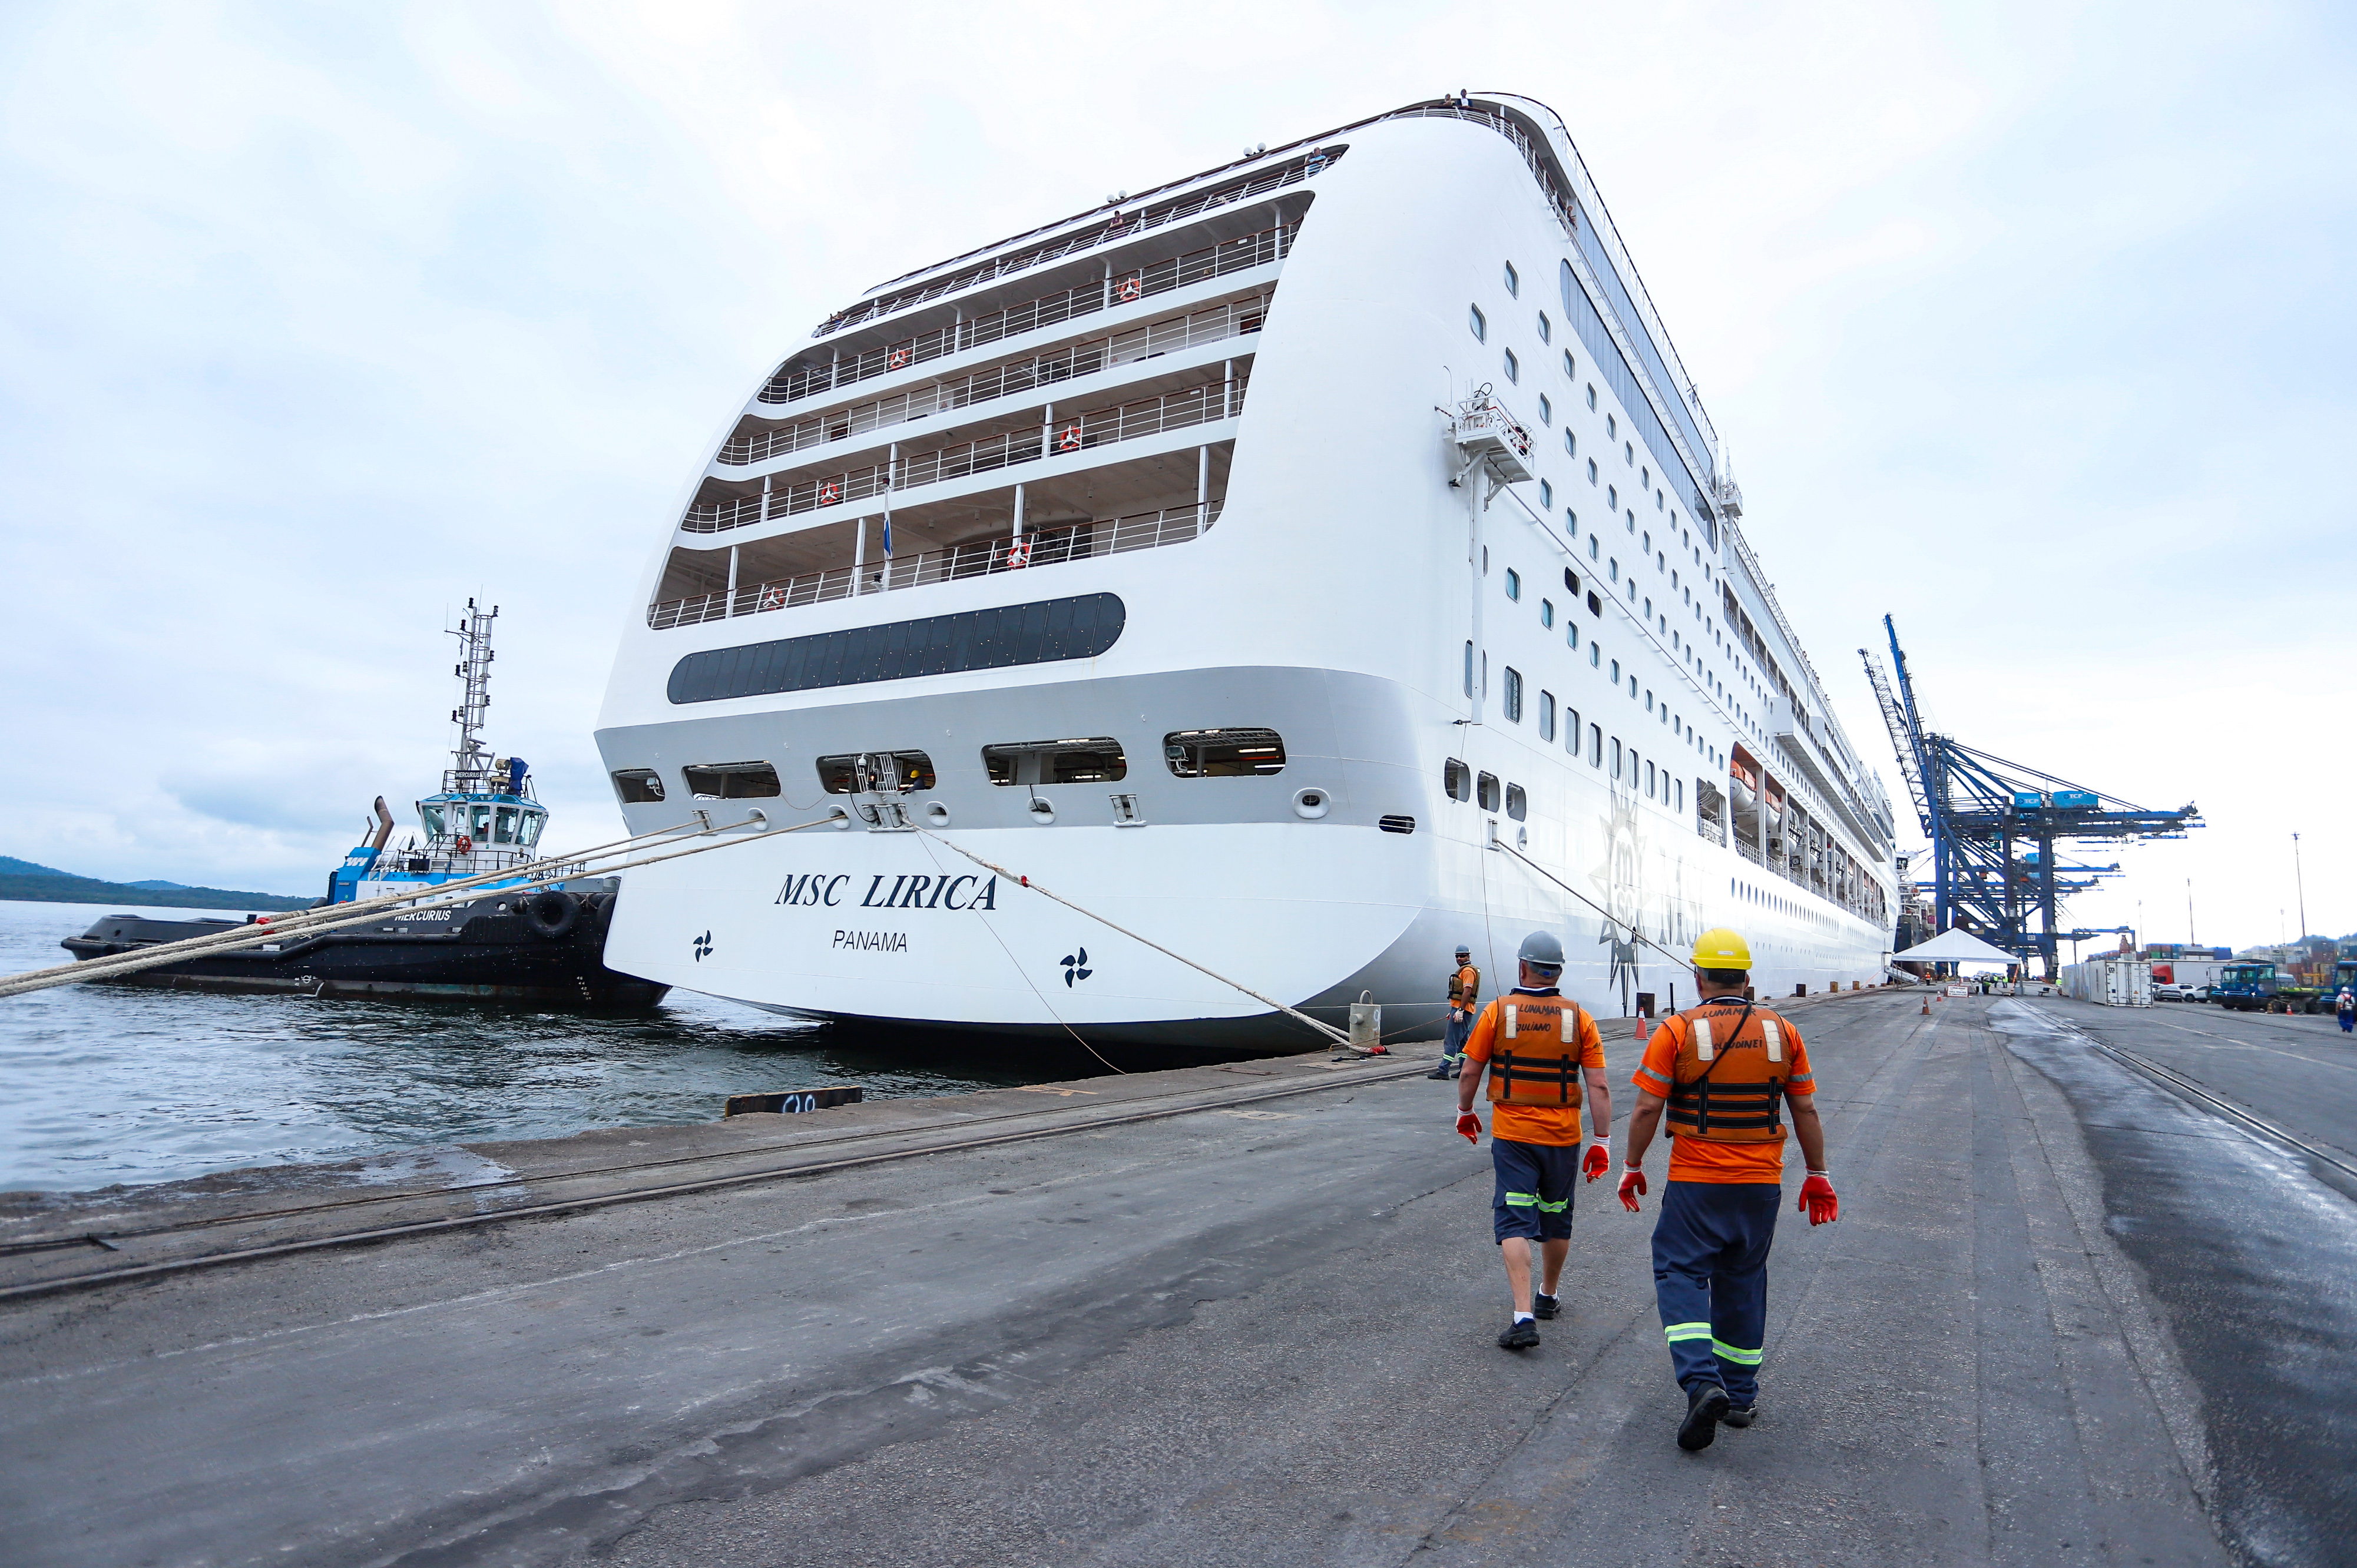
647, 503, 1220, 631
721, 296, 1267, 466
764, 223, 1292, 405
682, 376, 1247, 536
809, 147, 1332, 342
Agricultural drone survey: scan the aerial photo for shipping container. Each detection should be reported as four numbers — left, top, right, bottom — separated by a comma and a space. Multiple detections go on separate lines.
2061, 959, 2153, 1006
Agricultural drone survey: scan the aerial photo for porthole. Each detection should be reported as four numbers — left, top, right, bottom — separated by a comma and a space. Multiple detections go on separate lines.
1292, 787, 1331, 820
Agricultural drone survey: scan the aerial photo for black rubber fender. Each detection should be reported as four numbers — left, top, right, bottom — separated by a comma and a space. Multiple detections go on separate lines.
523, 890, 581, 940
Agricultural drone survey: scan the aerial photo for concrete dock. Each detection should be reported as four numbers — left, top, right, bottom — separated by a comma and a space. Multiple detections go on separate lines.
4, 989, 2353, 1566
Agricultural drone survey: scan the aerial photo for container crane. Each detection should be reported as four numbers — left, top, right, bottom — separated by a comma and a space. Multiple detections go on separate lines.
1859, 615, 2200, 979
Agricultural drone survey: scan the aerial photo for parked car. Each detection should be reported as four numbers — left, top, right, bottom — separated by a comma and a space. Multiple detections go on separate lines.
2155, 983, 2211, 1002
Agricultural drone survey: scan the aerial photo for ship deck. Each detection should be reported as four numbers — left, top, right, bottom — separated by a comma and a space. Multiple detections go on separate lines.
4, 990, 2351, 1564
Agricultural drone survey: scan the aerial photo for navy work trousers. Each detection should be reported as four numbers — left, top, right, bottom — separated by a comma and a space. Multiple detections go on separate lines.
1443, 1010, 1472, 1062
1651, 1180, 1780, 1403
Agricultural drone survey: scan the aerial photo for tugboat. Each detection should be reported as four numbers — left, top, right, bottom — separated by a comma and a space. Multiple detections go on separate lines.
63, 602, 668, 1007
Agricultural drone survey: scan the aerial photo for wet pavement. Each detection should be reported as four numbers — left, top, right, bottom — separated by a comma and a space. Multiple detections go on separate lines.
0, 990, 2347, 1565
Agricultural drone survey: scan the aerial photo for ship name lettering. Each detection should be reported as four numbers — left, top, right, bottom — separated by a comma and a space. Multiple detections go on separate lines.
781, 873, 995, 912
832, 930, 909, 952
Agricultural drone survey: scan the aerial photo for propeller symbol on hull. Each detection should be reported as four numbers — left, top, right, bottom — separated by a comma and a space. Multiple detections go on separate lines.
692, 930, 714, 961
1061, 947, 1091, 986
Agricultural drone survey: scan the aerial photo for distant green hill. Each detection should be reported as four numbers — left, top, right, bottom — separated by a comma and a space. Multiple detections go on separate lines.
0, 857, 313, 912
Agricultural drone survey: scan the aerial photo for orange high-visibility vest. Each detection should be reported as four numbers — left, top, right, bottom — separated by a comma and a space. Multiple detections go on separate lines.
1662, 1001, 1790, 1143
1449, 963, 1481, 1009
1482, 993, 1593, 1106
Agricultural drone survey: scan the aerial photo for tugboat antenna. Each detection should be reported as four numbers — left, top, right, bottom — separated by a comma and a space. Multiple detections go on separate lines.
445, 602, 498, 794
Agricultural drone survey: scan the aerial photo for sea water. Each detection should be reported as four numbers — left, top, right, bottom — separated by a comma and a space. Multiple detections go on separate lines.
0, 898, 1031, 1192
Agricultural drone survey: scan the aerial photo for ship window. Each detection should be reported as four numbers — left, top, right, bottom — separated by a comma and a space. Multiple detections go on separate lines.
1477, 771, 1501, 811
813, 752, 933, 794
1502, 349, 1519, 383
668, 593, 1125, 704
1610, 740, 1624, 780
1507, 783, 1528, 821
1464, 640, 1474, 697
1589, 724, 1602, 765
1536, 311, 1551, 343
519, 810, 546, 847
610, 769, 665, 804
1586, 383, 1597, 409
470, 803, 494, 838
1541, 598, 1554, 628
1165, 728, 1286, 777
1445, 758, 1471, 802
1504, 569, 1521, 601
494, 806, 519, 844
984, 737, 1127, 785
1607, 415, 1618, 438
1608, 486, 1618, 510
1587, 458, 1598, 483
1468, 304, 1487, 342
419, 801, 448, 836
1567, 622, 1580, 650
1502, 667, 1524, 722
1564, 429, 1576, 456
1539, 691, 1557, 741
1502, 261, 1520, 296
1646, 761, 1657, 798
1562, 350, 1575, 379
1538, 395, 1552, 426
1564, 707, 1581, 752
1538, 479, 1552, 509
685, 760, 786, 799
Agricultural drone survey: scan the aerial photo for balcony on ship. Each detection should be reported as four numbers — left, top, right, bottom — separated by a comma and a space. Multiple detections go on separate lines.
646, 442, 1233, 631
717, 290, 1271, 469
678, 359, 1247, 538
762, 205, 1303, 409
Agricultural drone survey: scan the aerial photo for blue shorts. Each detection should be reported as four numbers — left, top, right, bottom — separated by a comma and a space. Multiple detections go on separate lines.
1492, 1138, 1577, 1243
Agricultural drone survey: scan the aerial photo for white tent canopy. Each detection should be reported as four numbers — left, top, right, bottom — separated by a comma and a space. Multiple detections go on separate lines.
1898, 927, 2019, 965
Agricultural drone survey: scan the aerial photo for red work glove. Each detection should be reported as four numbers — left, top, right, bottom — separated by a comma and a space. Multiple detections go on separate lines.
1582, 1142, 1611, 1182
1799, 1172, 1839, 1226
1617, 1166, 1647, 1212
1455, 1110, 1481, 1143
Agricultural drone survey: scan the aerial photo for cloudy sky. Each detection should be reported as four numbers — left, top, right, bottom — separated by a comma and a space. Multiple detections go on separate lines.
3, 1, 2350, 949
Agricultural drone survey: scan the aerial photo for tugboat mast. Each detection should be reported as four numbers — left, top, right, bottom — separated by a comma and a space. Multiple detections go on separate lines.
447, 599, 498, 795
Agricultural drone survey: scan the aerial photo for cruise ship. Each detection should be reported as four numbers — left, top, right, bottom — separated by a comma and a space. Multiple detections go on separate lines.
592, 93, 1898, 1047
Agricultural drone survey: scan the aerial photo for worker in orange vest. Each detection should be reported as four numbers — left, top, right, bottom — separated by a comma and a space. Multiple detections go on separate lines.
1428, 943, 1482, 1079
1454, 930, 1614, 1349
1618, 927, 1838, 1450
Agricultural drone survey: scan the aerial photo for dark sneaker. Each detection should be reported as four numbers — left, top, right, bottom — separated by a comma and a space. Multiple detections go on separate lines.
1533, 1292, 1560, 1320
1723, 1402, 1757, 1428
1497, 1317, 1540, 1351
1447, 1062, 1465, 1079
1677, 1381, 1730, 1450
1426, 1062, 1454, 1080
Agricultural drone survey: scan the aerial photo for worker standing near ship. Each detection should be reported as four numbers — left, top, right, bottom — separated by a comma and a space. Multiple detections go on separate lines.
1428, 944, 1483, 1079
1617, 928, 1839, 1450
1452, 931, 1614, 1349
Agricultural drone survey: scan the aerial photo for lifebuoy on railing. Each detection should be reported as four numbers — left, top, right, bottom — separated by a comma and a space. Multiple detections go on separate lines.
1116, 276, 1141, 301
1005, 539, 1032, 569
1058, 425, 1083, 452
888, 347, 909, 369
817, 480, 841, 505
759, 585, 786, 611
454, 834, 473, 856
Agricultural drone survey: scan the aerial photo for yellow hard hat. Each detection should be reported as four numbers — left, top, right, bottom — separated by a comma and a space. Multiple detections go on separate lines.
1692, 927, 1752, 969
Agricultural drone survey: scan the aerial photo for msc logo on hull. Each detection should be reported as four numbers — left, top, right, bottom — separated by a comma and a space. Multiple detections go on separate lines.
774, 872, 1002, 912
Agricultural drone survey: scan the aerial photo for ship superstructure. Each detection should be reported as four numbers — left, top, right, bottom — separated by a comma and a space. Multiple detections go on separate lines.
592, 94, 1897, 1045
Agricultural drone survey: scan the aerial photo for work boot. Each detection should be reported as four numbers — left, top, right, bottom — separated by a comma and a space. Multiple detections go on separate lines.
1426, 1061, 1454, 1080
1532, 1292, 1560, 1320
1677, 1381, 1730, 1450
1497, 1317, 1540, 1351
1447, 1060, 1465, 1079
1723, 1401, 1758, 1428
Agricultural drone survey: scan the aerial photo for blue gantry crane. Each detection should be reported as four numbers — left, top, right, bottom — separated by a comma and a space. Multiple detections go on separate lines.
1860, 615, 2200, 979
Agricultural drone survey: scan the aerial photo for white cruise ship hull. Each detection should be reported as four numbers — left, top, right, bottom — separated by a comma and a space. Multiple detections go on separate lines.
595, 97, 1898, 1049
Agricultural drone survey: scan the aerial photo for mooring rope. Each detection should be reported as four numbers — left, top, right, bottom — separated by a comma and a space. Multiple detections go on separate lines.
913, 826, 1352, 1046
0, 813, 817, 999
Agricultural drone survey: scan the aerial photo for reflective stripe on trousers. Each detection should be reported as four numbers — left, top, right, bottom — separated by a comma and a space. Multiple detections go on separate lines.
1503, 1191, 1568, 1213
1650, 1179, 1779, 1402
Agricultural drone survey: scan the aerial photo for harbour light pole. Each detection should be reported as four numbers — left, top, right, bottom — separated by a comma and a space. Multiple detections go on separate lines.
2292, 833, 2308, 943
2186, 877, 2196, 947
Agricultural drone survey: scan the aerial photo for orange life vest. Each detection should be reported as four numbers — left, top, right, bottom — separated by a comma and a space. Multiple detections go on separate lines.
1482, 993, 1592, 1106
1662, 1000, 1790, 1143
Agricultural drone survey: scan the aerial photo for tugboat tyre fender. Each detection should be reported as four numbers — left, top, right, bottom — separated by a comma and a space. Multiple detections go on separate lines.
524, 890, 581, 940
